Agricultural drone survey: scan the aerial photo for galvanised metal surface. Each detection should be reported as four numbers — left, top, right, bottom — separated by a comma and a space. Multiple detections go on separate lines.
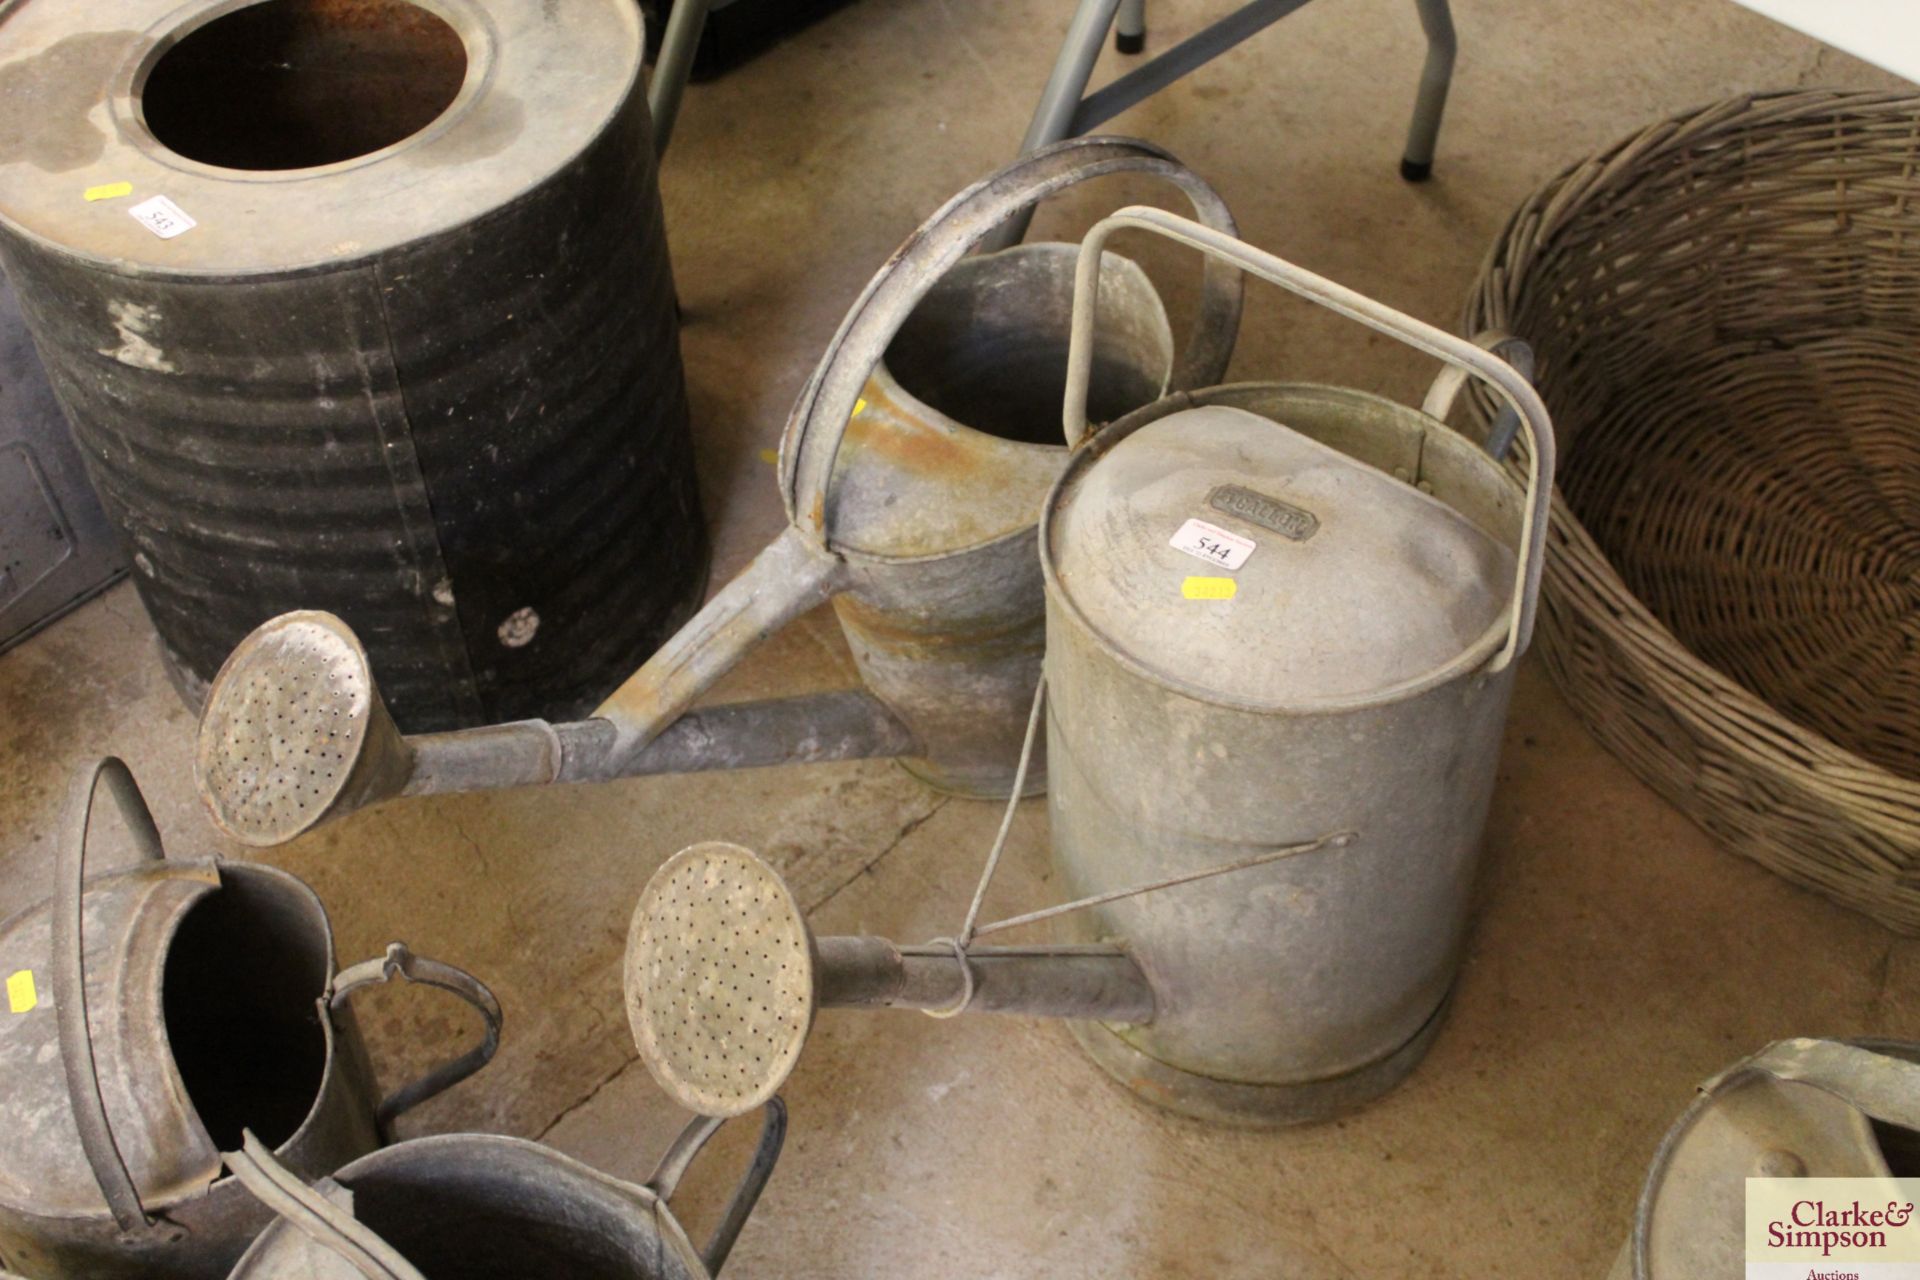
0, 760, 500, 1279
0, 0, 702, 732
824, 242, 1172, 797
617, 217, 1551, 1133
190, 137, 1247, 846
226, 1106, 786, 1279
0, 270, 127, 652
1040, 210, 1554, 1126
1043, 389, 1524, 1123
1610, 1039, 1920, 1280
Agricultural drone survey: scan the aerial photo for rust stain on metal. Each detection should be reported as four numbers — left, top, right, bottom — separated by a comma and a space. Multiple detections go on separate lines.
833, 591, 1042, 656
842, 380, 972, 477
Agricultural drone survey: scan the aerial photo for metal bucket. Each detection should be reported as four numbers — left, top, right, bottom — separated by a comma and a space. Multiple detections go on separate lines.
616, 214, 1555, 1130
223, 1102, 784, 1279
1609, 1038, 1920, 1279
0, 0, 702, 731
1041, 209, 1553, 1124
190, 136, 1247, 846
0, 760, 502, 1279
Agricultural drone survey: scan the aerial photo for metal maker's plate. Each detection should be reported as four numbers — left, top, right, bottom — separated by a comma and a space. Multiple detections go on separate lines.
625, 842, 814, 1117
195, 611, 373, 846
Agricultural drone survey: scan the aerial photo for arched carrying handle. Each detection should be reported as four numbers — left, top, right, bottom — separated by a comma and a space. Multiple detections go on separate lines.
781, 134, 1245, 543
1728, 1038, 1920, 1134
225, 1131, 427, 1280
646, 1097, 787, 1276
1420, 329, 1535, 461
52, 757, 168, 1234
329, 942, 503, 1135
1063, 207, 1557, 672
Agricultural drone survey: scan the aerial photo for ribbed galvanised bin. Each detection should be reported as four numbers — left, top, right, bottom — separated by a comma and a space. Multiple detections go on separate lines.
0, 0, 707, 729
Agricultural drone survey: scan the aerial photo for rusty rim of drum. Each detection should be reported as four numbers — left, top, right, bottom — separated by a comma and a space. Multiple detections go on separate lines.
195, 611, 374, 846
624, 842, 814, 1117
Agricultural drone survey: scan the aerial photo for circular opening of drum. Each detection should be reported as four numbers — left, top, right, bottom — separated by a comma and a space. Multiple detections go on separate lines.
141, 0, 468, 171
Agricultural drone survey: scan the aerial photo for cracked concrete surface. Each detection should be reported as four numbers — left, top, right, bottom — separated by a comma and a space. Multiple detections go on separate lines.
0, 0, 1913, 1274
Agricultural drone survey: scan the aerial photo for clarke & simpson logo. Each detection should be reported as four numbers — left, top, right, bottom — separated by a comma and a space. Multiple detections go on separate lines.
1748, 1180, 1920, 1279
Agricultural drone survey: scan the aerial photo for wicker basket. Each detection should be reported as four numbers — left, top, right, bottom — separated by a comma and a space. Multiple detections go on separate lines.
1464, 90, 1920, 932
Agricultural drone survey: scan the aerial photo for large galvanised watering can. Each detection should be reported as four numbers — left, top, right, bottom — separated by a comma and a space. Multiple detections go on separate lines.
192, 137, 1245, 849
0, 760, 502, 1279
220, 1101, 785, 1279
1606, 1039, 1920, 1280
620, 212, 1554, 1127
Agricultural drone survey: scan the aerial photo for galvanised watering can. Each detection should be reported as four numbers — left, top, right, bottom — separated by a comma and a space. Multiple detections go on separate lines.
620, 212, 1554, 1128
0, 760, 502, 1279
192, 136, 1246, 849
1607, 1039, 1920, 1280
220, 1101, 785, 1279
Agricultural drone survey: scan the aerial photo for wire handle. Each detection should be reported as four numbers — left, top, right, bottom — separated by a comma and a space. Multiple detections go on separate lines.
645, 1097, 788, 1276
52, 757, 168, 1233
329, 942, 503, 1134
1062, 207, 1557, 672
922, 677, 1351, 1018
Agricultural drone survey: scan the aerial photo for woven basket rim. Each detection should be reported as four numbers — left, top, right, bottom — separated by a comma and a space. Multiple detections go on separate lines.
1464, 88, 1920, 840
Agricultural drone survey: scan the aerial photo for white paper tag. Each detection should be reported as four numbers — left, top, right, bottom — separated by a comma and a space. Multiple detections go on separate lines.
128, 195, 197, 240
1169, 518, 1255, 571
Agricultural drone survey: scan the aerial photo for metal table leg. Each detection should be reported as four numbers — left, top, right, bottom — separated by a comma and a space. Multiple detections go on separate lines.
987, 0, 1459, 248
1399, 0, 1456, 181
1116, 0, 1147, 53
649, 0, 713, 157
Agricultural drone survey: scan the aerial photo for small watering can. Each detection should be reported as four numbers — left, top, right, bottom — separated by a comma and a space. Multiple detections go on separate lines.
220, 1101, 785, 1279
1607, 1038, 1920, 1280
0, 760, 502, 1279
192, 135, 1245, 848
620, 213, 1554, 1127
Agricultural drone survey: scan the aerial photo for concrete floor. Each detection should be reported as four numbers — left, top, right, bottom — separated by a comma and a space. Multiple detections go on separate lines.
1, 0, 1914, 1274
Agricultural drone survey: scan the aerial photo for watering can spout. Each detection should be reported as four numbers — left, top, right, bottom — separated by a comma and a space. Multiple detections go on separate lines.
622, 841, 1155, 1118
195, 604, 918, 848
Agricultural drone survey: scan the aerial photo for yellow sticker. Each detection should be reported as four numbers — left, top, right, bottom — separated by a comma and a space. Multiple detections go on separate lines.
852, 397, 868, 418
84, 181, 134, 202
758, 448, 778, 465
7, 970, 37, 1014
1182, 576, 1238, 600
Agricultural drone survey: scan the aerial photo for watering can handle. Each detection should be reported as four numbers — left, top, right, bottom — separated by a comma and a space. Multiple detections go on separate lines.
1419, 329, 1536, 462
52, 757, 168, 1233
329, 942, 504, 1135
224, 1131, 429, 1280
1726, 1038, 1920, 1134
781, 134, 1246, 543
1062, 207, 1557, 672
645, 1096, 788, 1276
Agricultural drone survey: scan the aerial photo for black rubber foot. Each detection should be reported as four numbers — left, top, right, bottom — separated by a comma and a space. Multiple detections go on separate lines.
1400, 157, 1432, 183
1115, 29, 1145, 53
